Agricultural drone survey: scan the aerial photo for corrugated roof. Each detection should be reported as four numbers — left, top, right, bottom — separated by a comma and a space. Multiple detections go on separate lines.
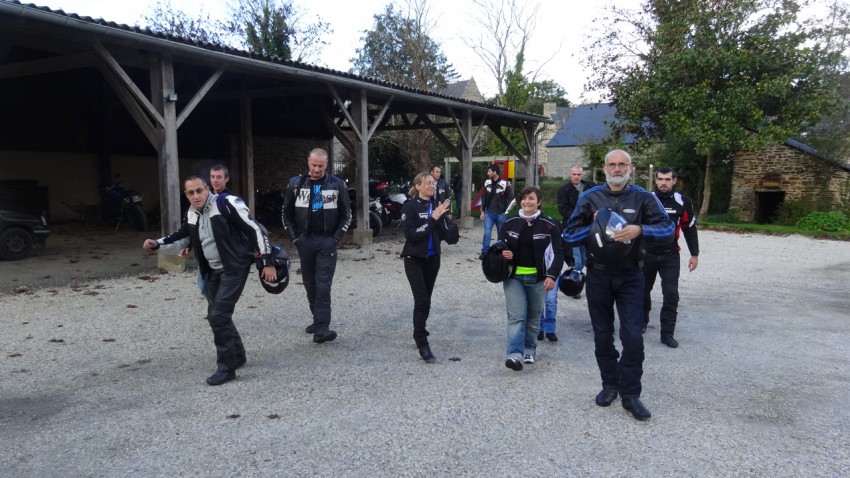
2, 1, 545, 121
547, 103, 636, 147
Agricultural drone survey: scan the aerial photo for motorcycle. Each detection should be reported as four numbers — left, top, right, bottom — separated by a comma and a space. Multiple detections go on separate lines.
371, 179, 407, 225
100, 177, 147, 231
347, 185, 384, 237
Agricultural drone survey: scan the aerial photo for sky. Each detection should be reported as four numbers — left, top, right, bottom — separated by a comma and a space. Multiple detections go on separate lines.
33, 0, 832, 105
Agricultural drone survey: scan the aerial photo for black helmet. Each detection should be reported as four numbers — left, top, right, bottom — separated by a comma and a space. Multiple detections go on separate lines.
558, 268, 585, 297
585, 208, 633, 266
257, 245, 290, 294
481, 240, 512, 283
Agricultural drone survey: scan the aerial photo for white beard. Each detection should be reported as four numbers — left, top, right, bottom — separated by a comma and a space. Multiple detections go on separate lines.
605, 170, 630, 187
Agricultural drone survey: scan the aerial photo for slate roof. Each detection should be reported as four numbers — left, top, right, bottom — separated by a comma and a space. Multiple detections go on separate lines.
547, 103, 636, 147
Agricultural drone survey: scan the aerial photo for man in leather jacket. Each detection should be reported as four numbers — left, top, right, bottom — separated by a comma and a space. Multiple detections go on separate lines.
563, 150, 674, 421
643, 167, 700, 348
282, 148, 351, 344
143, 176, 276, 386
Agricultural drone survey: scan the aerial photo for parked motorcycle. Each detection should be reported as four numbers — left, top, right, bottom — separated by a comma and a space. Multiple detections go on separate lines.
371, 179, 407, 225
100, 177, 147, 231
65, 175, 146, 231
347, 186, 383, 237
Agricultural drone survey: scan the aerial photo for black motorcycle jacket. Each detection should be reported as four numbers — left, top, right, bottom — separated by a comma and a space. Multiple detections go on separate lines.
154, 194, 273, 276
646, 189, 700, 257
282, 173, 352, 241
499, 212, 564, 282
480, 177, 515, 214
433, 177, 453, 204
563, 184, 675, 268
557, 179, 596, 226
400, 196, 458, 258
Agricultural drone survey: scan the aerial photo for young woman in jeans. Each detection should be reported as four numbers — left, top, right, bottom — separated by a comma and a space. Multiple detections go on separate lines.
498, 187, 564, 371
400, 172, 457, 363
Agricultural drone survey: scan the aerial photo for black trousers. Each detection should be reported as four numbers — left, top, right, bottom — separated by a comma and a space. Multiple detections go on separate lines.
585, 267, 645, 397
643, 252, 681, 338
205, 266, 249, 371
295, 235, 338, 332
403, 255, 441, 348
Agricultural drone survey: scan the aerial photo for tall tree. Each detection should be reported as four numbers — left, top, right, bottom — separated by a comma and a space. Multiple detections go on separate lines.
466, 0, 543, 106
226, 0, 329, 62
351, 1, 458, 173
143, 0, 227, 44
587, 0, 842, 220
352, 2, 457, 90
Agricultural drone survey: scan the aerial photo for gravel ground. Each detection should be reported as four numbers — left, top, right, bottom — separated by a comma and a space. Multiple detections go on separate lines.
1, 226, 848, 477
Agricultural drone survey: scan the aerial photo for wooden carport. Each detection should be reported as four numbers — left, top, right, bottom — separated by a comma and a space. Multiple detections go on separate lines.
0, 1, 549, 263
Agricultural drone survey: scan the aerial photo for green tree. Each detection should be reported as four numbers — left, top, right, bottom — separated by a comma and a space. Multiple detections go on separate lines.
587, 0, 842, 220
351, 3, 457, 90
351, 1, 458, 174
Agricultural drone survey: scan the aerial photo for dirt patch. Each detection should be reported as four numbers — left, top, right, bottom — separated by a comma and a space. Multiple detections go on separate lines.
0, 221, 404, 295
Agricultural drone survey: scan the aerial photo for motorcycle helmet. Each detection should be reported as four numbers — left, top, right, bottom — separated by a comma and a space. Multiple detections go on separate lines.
558, 268, 585, 297
481, 240, 513, 283
257, 245, 290, 294
585, 208, 634, 266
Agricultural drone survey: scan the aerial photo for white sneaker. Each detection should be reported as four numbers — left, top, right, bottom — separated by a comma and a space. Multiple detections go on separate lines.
523, 354, 535, 364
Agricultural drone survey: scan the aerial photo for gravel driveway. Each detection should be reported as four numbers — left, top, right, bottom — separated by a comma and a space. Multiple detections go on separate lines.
1, 226, 848, 477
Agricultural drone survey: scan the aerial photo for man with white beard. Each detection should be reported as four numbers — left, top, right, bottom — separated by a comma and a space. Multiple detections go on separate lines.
562, 150, 674, 421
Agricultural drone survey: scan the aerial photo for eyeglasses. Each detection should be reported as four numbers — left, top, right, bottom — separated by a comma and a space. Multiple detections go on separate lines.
185, 187, 206, 196
605, 162, 631, 170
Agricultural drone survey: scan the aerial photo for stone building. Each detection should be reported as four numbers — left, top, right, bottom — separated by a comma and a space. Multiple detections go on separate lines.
730, 140, 850, 222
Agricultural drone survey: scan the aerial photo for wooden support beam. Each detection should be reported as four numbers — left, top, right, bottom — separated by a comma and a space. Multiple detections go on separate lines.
96, 63, 160, 149
240, 96, 255, 211
0, 51, 96, 79
150, 53, 182, 238
176, 65, 224, 129
420, 115, 461, 160
366, 95, 394, 141
489, 124, 528, 164
92, 41, 165, 128
326, 83, 362, 142
206, 84, 324, 102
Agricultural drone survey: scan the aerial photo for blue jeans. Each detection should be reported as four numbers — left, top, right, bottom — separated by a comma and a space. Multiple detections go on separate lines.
573, 246, 587, 271
481, 211, 507, 253
540, 274, 560, 333
503, 274, 546, 360
585, 267, 645, 397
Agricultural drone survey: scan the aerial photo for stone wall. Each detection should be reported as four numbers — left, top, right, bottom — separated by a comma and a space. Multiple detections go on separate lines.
248, 137, 334, 192
730, 143, 850, 221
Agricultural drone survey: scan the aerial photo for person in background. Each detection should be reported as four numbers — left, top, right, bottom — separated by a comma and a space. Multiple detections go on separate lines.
400, 172, 457, 363
498, 186, 563, 371
643, 166, 700, 348
478, 164, 514, 260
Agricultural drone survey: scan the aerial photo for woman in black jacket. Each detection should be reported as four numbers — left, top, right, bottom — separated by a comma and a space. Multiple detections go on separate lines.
498, 186, 564, 371
401, 172, 457, 363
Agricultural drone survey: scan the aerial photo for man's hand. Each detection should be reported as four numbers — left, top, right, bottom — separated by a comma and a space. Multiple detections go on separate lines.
142, 239, 158, 250
179, 247, 190, 259
261, 265, 277, 282
501, 250, 513, 260
688, 256, 699, 272
612, 225, 642, 242
480, 211, 485, 221
544, 277, 555, 292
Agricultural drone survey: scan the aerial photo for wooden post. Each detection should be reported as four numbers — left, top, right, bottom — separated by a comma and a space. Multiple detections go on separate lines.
351, 89, 372, 245
151, 53, 183, 271
458, 111, 475, 229
240, 96, 255, 211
